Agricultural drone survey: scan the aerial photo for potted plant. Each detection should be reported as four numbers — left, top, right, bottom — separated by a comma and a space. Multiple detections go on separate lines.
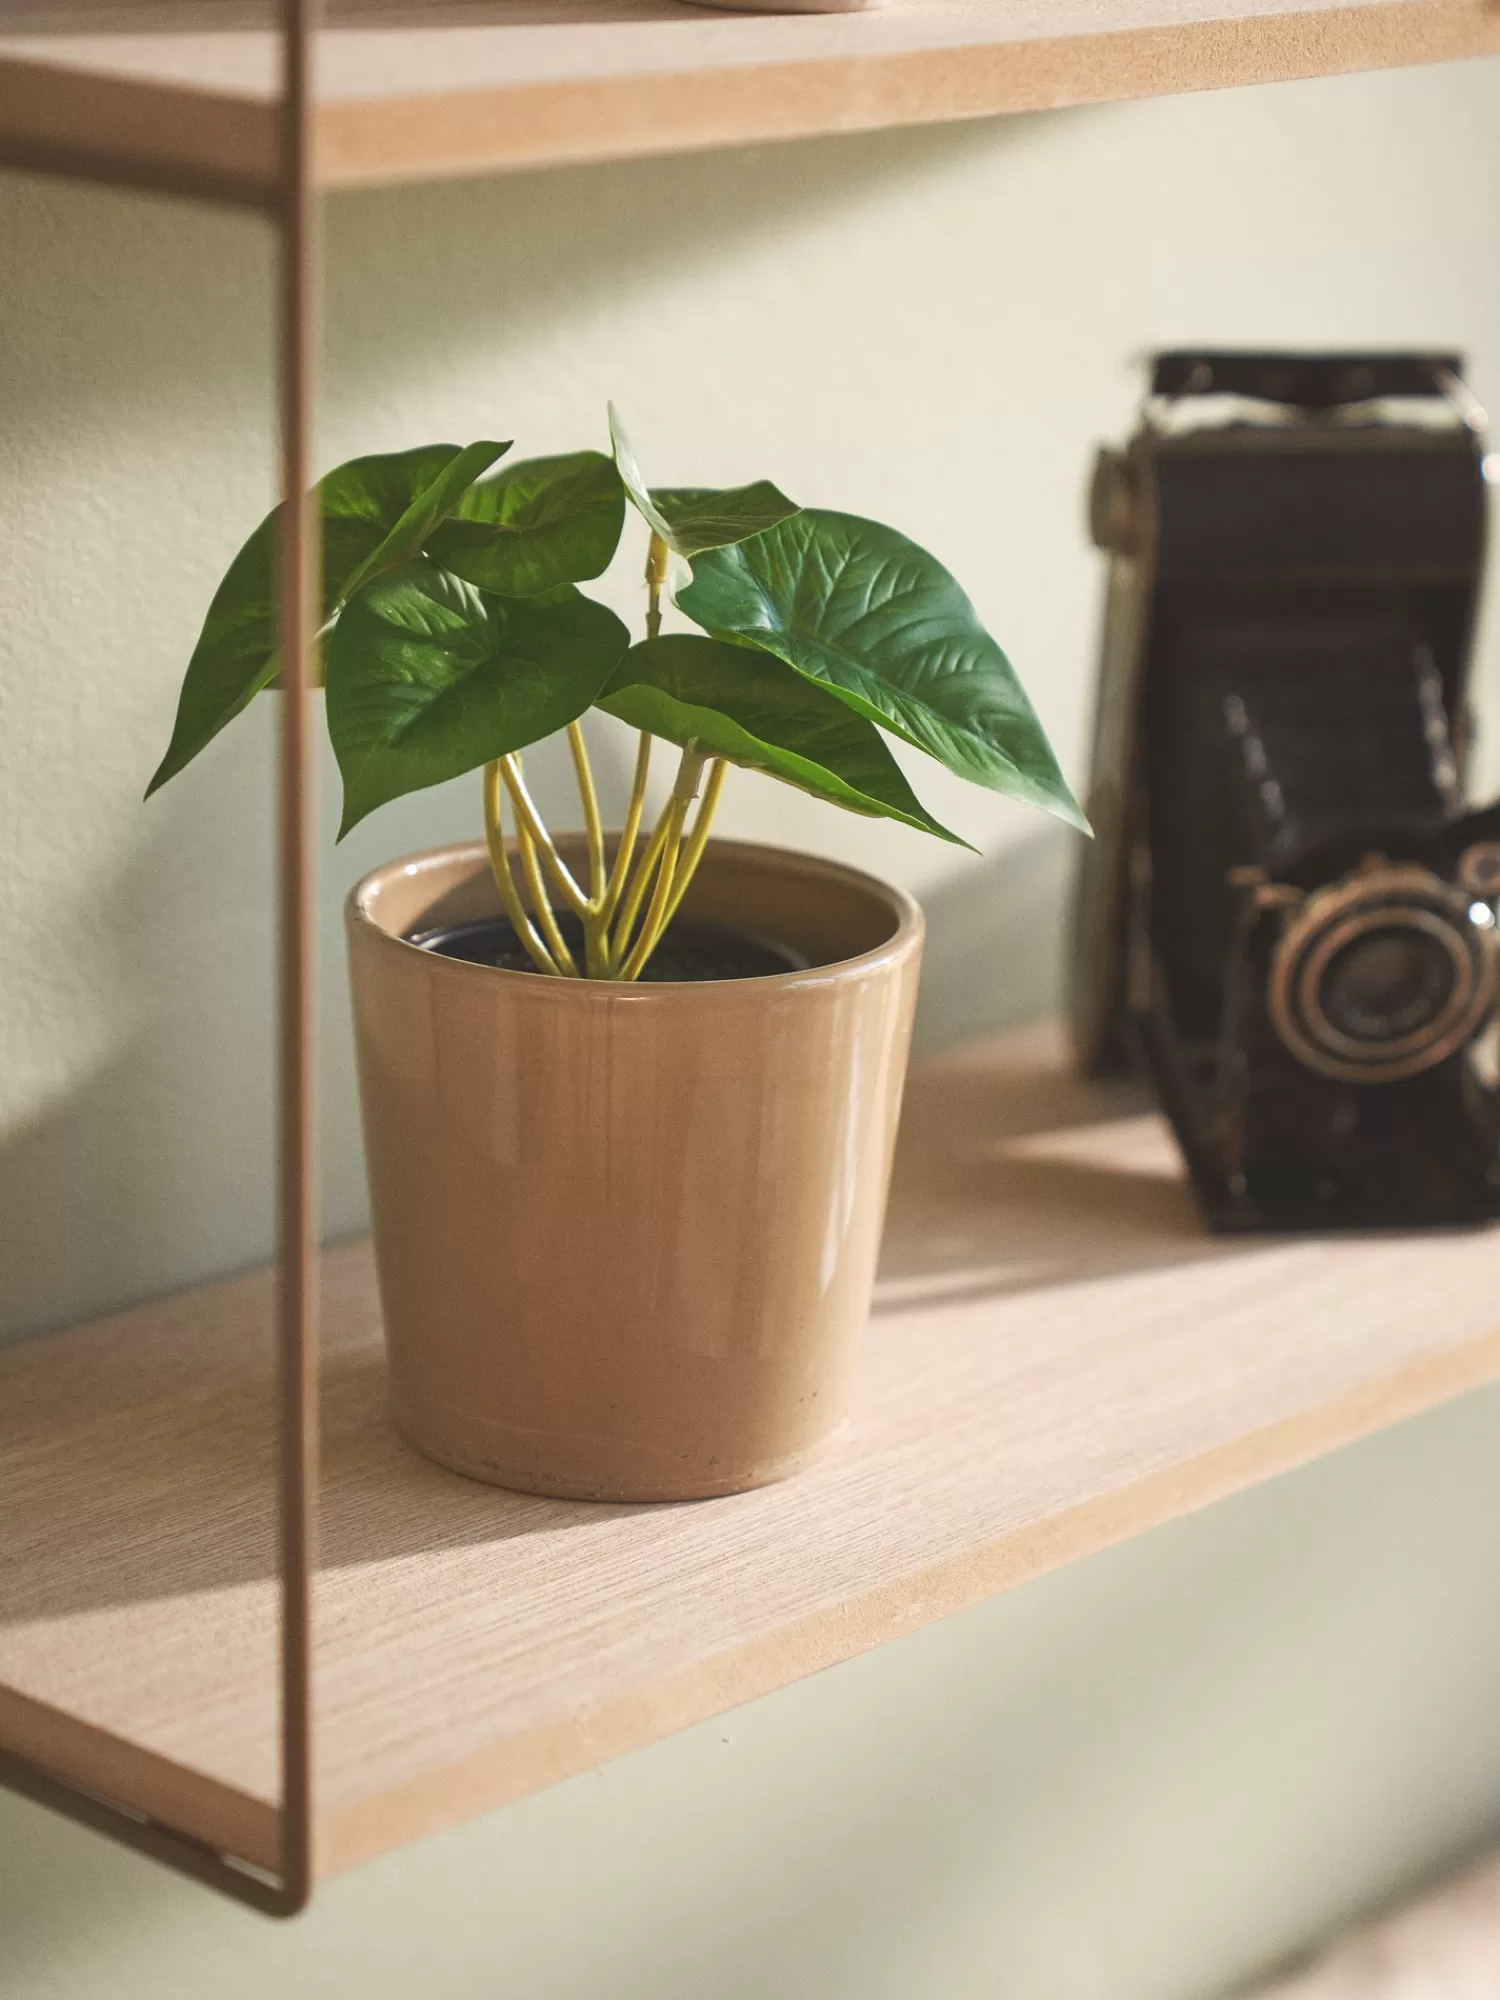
149, 408, 1085, 1502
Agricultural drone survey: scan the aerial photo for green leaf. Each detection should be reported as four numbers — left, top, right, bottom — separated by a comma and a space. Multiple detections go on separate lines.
651, 483, 801, 558
677, 510, 1089, 833
608, 402, 675, 545
145, 441, 509, 798
337, 440, 510, 606
326, 560, 628, 837
607, 403, 799, 557
599, 634, 968, 845
426, 450, 626, 597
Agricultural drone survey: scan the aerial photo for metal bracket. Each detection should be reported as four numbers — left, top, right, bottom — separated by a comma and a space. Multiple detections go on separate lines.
0, 0, 321, 1920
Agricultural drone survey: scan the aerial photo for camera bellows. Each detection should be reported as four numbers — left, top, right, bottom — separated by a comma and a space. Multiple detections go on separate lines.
1073, 349, 1500, 1231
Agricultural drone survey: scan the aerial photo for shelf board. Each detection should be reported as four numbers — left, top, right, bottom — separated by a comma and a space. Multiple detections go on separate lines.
0, 1, 1496, 201
4, 1019, 1500, 1879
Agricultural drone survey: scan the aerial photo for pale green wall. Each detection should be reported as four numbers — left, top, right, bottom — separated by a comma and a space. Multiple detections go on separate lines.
3, 54, 1500, 1998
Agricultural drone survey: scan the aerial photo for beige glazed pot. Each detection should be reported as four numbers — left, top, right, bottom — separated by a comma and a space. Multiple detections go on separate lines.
346, 836, 923, 1502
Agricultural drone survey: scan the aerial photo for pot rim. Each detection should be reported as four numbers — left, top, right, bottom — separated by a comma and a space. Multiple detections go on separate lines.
346, 835, 923, 997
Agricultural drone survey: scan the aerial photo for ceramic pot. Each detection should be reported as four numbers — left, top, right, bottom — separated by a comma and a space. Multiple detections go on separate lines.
346, 836, 923, 1502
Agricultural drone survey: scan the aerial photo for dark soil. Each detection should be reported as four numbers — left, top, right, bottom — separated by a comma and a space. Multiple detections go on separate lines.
409, 912, 809, 983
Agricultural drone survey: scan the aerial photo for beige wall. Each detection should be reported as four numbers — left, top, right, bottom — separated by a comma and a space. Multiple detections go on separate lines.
2, 51, 1499, 1998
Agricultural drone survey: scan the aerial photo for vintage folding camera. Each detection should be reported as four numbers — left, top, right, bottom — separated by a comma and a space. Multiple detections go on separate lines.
1070, 349, 1500, 1230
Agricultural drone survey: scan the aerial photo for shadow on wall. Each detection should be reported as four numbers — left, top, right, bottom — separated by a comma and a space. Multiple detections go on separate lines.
0, 706, 649, 1348
322, 111, 1054, 410
0, 108, 1054, 434
0, 735, 276, 1347
0, 733, 1077, 1346
912, 824, 1074, 1057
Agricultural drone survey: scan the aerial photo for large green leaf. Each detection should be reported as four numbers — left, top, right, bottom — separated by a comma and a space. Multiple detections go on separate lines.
599, 635, 967, 845
677, 510, 1089, 832
652, 484, 801, 558
607, 403, 799, 556
426, 450, 626, 596
337, 440, 510, 605
145, 441, 509, 798
327, 560, 628, 837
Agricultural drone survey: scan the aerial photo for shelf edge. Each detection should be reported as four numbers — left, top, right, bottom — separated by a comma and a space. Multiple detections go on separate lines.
2, 3, 1493, 200
315, 0, 1500, 189
318, 1316, 1500, 1877
0, 1683, 280, 1871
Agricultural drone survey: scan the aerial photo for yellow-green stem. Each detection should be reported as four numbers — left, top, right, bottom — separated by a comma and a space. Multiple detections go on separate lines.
671, 740, 709, 806
597, 533, 679, 974
645, 531, 670, 641
512, 794, 579, 976
482, 762, 560, 976
609, 804, 674, 965
499, 756, 590, 919
567, 720, 606, 903
659, 757, 727, 934
613, 742, 713, 981
598, 732, 653, 934
619, 797, 689, 982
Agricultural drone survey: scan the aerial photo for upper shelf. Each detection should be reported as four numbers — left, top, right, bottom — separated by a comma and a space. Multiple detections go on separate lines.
4, 1019, 1500, 1883
0, 1, 1496, 202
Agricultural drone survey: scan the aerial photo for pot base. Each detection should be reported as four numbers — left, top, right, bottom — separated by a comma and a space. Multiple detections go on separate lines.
393, 1391, 846, 1503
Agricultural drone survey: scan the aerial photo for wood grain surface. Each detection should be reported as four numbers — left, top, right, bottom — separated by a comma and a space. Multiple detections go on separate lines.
0, 0, 1495, 196
3, 1020, 1499, 1878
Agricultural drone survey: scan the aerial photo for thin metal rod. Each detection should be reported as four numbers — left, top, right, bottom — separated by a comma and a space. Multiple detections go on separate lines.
0, 0, 320, 1922
0, 1749, 291, 1919
273, 0, 321, 1919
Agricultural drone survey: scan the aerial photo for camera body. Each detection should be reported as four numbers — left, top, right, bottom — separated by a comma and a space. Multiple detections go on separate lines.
1071, 350, 1499, 1230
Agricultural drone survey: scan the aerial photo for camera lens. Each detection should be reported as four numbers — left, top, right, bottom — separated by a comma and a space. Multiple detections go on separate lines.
1319, 926, 1457, 1044
1268, 861, 1499, 1083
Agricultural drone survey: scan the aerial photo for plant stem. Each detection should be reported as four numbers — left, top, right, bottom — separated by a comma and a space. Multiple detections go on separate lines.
659, 757, 727, 934
672, 741, 709, 807
618, 796, 689, 983
613, 742, 717, 982
598, 731, 653, 931
482, 762, 561, 977
499, 756, 591, 919
512, 787, 579, 976
484, 738, 728, 983
567, 720, 606, 904
645, 531, 670, 641
609, 803, 675, 965
594, 531, 676, 974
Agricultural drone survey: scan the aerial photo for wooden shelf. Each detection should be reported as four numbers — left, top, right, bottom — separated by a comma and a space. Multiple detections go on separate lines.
3, 1019, 1499, 1880
0, 1, 1496, 202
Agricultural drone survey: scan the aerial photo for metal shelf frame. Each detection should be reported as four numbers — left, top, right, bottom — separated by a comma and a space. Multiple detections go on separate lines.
0, 0, 321, 1920
2, 0, 1498, 1927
